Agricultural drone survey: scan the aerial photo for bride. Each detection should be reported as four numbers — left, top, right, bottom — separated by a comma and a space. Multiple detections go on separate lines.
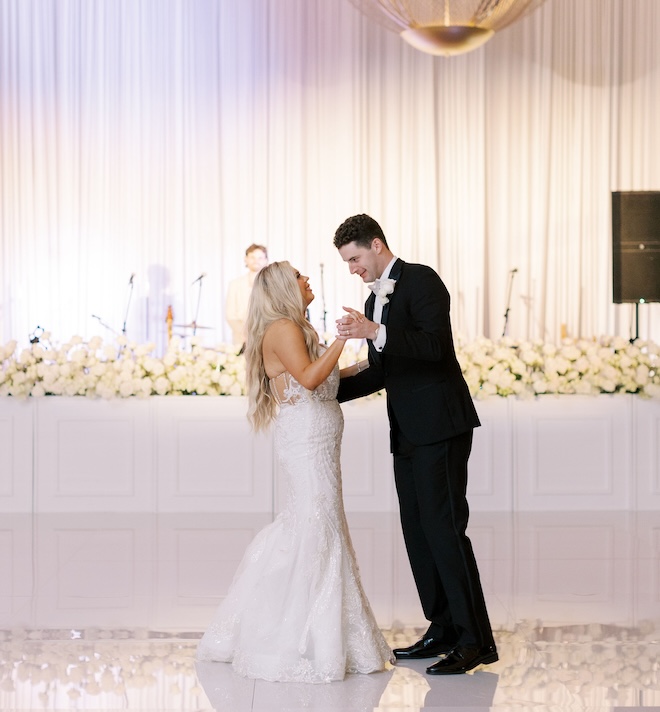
196, 261, 393, 683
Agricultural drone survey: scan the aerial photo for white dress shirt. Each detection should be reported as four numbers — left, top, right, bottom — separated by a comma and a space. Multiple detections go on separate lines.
371, 256, 397, 352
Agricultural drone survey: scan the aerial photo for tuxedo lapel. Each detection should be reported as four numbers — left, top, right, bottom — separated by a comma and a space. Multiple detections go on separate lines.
363, 292, 379, 363
381, 259, 403, 325
365, 292, 376, 320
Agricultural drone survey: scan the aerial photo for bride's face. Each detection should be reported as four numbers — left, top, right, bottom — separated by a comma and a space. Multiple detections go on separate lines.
293, 268, 314, 308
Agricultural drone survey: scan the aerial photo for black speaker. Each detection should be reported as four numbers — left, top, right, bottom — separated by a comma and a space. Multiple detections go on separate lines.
612, 191, 660, 303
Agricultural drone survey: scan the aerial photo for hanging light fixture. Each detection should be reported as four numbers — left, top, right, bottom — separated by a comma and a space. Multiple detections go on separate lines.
347, 0, 549, 57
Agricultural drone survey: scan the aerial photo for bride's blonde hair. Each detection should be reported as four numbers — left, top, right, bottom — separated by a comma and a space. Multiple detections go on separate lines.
244, 261, 320, 431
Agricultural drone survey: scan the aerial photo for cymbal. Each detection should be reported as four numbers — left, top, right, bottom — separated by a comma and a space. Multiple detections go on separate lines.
173, 323, 213, 330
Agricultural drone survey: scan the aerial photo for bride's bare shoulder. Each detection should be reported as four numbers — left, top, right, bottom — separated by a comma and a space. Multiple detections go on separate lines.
264, 318, 303, 341
263, 319, 306, 368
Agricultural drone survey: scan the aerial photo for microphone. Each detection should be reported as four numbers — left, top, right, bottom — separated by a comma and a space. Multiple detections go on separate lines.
511, 267, 518, 273
129, 273, 135, 285
192, 272, 206, 285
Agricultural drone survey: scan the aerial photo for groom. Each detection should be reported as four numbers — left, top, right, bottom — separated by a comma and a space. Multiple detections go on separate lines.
333, 214, 497, 675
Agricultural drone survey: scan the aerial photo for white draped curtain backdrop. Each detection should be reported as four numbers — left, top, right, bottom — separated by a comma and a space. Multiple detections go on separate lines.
1, 0, 659, 352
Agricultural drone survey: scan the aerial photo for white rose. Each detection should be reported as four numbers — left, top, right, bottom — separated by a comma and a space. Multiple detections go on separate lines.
136, 378, 153, 397
168, 366, 187, 384
229, 382, 244, 397
635, 365, 650, 384
643, 383, 660, 398
618, 354, 634, 369
19, 348, 35, 364
601, 364, 618, 381
91, 363, 106, 377
42, 367, 58, 386
479, 382, 497, 397
154, 376, 171, 395
119, 380, 135, 397
573, 380, 595, 395
573, 356, 590, 373
151, 360, 165, 377
97, 383, 118, 399
533, 379, 548, 394
31, 383, 46, 397
598, 378, 617, 393
1, 340, 17, 359
218, 373, 235, 391
163, 353, 177, 367
62, 381, 79, 396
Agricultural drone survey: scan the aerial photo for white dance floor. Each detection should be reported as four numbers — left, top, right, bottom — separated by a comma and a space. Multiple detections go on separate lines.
1, 510, 658, 711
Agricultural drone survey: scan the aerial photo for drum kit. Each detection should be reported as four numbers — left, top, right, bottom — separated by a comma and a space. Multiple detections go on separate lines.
92, 272, 216, 346
167, 272, 213, 341
168, 312, 213, 341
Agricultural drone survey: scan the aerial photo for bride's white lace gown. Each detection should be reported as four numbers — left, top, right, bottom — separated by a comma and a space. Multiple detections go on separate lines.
196, 362, 393, 683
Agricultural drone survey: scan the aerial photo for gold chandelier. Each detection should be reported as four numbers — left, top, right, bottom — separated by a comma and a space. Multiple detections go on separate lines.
347, 0, 549, 57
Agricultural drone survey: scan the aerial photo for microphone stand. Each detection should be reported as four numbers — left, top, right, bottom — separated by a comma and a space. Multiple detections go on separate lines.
92, 314, 119, 337
122, 274, 135, 336
501, 268, 518, 338
192, 274, 205, 337
319, 262, 327, 343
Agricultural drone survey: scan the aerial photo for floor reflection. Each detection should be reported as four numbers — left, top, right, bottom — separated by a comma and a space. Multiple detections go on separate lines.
2, 625, 659, 710
1, 511, 659, 710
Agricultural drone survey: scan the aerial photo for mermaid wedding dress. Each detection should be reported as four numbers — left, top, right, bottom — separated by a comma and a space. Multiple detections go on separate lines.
196, 362, 393, 683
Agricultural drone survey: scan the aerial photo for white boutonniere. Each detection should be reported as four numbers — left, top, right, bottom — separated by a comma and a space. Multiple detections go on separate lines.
370, 277, 397, 305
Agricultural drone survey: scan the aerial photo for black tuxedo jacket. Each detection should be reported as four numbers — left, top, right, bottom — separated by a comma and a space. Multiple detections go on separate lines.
337, 259, 480, 448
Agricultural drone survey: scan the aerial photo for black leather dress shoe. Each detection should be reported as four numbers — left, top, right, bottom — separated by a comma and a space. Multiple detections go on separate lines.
426, 644, 498, 674
393, 637, 456, 660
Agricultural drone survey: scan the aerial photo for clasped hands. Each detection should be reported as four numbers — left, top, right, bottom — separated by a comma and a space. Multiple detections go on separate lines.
335, 307, 376, 341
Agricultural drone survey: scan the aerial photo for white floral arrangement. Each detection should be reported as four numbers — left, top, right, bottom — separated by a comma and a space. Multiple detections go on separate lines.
0, 333, 246, 399
457, 335, 660, 399
1, 333, 658, 399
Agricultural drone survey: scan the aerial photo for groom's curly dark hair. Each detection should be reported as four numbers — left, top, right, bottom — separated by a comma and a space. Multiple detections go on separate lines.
333, 213, 389, 250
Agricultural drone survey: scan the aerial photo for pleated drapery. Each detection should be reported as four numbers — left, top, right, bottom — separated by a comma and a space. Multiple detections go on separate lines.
1, 0, 659, 351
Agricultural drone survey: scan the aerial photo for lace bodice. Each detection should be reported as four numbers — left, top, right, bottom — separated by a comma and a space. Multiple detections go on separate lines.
269, 364, 340, 406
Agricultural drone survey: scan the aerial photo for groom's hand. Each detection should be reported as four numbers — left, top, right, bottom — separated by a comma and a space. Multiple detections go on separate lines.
341, 307, 365, 323
336, 307, 376, 340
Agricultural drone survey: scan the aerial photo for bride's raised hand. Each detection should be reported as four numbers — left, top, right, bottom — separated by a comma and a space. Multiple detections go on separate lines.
335, 312, 355, 340
342, 306, 365, 323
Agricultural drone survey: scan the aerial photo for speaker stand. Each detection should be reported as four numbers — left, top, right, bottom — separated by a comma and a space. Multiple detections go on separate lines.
630, 302, 640, 343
